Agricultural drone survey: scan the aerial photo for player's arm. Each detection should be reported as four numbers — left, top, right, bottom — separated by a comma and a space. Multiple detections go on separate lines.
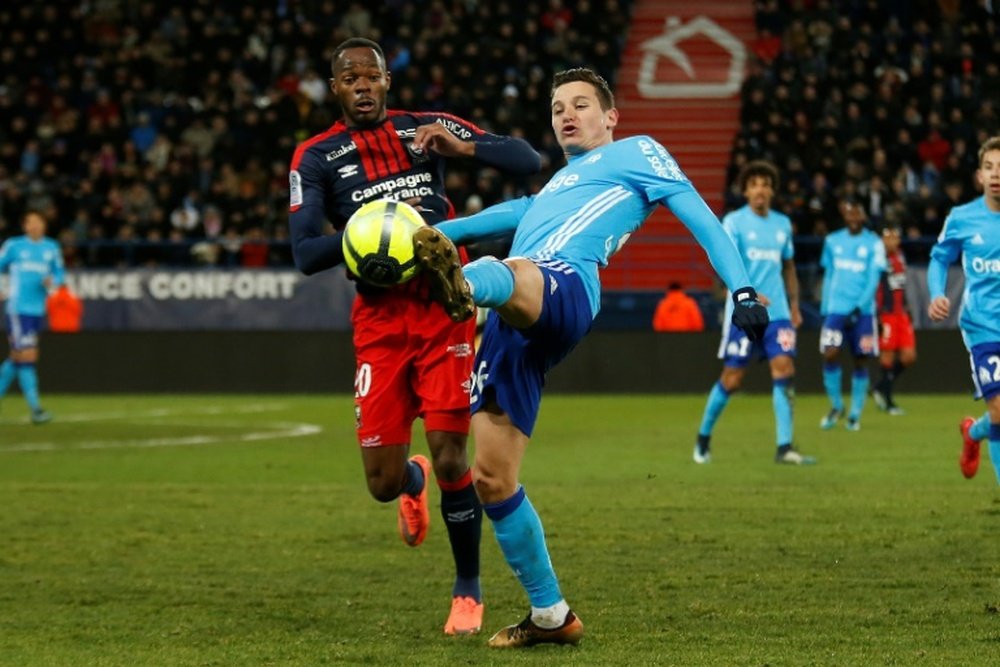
288, 150, 344, 275
413, 115, 541, 175
927, 216, 962, 320
818, 238, 832, 315
782, 258, 802, 327
49, 242, 66, 289
435, 196, 533, 245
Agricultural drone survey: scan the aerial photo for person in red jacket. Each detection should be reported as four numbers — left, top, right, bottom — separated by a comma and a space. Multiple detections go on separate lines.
652, 282, 705, 332
46, 285, 83, 333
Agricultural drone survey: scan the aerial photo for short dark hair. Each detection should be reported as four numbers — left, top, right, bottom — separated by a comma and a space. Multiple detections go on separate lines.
551, 68, 615, 110
738, 160, 779, 192
331, 38, 386, 76
978, 136, 1000, 166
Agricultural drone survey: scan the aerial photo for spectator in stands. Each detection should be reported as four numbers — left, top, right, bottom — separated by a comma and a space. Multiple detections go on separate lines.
652, 282, 705, 333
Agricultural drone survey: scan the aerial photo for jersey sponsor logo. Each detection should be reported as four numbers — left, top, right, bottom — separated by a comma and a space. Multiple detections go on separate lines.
539, 172, 580, 196
833, 257, 867, 273
970, 256, 1000, 273
745, 247, 781, 262
448, 343, 473, 358
350, 172, 434, 203
325, 142, 358, 161
289, 170, 303, 207
435, 117, 472, 140
638, 138, 684, 181
11, 260, 50, 273
338, 164, 359, 179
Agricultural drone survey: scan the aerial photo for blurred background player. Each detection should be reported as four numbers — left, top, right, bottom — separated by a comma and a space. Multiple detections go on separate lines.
694, 160, 812, 465
651, 282, 704, 332
818, 196, 886, 432
872, 224, 916, 416
287, 38, 541, 634
0, 211, 65, 423
928, 136, 1000, 484
415, 67, 768, 648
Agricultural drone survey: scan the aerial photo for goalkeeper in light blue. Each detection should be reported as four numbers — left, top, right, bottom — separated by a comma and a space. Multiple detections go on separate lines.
818, 196, 886, 432
695, 160, 814, 465
928, 136, 1000, 484
411, 68, 769, 648
0, 211, 65, 424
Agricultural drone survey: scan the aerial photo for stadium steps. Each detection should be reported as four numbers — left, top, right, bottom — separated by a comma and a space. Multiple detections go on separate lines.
609, 0, 755, 290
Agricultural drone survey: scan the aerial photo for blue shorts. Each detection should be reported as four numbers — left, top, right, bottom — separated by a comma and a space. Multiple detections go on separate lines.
719, 318, 796, 367
819, 313, 879, 357
969, 342, 1000, 400
470, 263, 592, 437
5, 314, 43, 350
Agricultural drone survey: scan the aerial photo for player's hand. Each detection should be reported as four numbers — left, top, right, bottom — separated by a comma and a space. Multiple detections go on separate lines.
846, 307, 862, 328
790, 304, 803, 329
928, 296, 951, 321
731, 286, 769, 342
412, 124, 474, 158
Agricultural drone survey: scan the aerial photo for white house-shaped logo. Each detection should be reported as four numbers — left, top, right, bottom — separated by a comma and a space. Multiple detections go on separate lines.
637, 16, 746, 99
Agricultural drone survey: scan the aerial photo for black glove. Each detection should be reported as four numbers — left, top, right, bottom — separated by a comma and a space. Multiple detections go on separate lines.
731, 286, 769, 342
846, 307, 862, 328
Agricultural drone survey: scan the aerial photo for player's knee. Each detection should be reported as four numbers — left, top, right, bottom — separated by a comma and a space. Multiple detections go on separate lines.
471, 465, 512, 505
365, 473, 403, 503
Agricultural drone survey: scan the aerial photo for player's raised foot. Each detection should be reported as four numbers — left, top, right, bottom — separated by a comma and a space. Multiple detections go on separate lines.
871, 388, 888, 411
845, 416, 861, 431
30, 408, 53, 425
820, 407, 844, 430
488, 611, 584, 648
444, 596, 484, 635
398, 454, 431, 547
959, 416, 982, 479
693, 434, 711, 464
412, 226, 475, 323
774, 445, 816, 465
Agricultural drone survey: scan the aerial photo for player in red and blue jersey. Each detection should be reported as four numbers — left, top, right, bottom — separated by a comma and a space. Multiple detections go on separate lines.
873, 224, 916, 416
287, 38, 540, 635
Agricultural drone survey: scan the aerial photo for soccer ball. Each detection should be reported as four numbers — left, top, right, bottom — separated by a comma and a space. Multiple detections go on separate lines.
342, 199, 426, 286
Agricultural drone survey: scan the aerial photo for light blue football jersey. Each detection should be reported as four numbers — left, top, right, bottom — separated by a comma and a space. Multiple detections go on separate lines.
928, 197, 1000, 347
441, 135, 751, 318
819, 227, 885, 316
0, 235, 65, 316
720, 205, 794, 322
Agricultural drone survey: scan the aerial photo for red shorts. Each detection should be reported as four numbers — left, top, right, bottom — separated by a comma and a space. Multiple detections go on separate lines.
879, 311, 915, 352
350, 276, 475, 448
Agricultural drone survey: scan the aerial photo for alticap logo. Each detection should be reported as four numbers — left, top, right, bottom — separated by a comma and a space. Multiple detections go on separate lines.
637, 16, 746, 99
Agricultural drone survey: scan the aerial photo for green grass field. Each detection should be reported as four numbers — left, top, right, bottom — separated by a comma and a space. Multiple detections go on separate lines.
1, 394, 998, 666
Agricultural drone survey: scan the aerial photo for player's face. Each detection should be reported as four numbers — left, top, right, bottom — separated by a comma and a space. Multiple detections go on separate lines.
331, 47, 391, 128
840, 201, 866, 233
743, 175, 774, 215
550, 81, 617, 156
23, 213, 45, 240
977, 148, 1000, 210
882, 228, 901, 253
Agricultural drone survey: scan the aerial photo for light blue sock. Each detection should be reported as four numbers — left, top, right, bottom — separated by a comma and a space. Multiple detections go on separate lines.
16, 363, 41, 411
484, 486, 562, 608
849, 368, 869, 420
970, 413, 991, 441
823, 363, 843, 411
773, 377, 794, 446
698, 381, 731, 437
0, 359, 16, 398
464, 257, 515, 308
989, 424, 1000, 485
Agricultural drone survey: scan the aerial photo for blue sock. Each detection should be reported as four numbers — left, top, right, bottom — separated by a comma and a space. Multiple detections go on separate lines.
401, 459, 425, 496
773, 378, 794, 447
990, 424, 1000, 485
16, 363, 41, 411
484, 486, 562, 608
698, 381, 731, 437
823, 363, 843, 411
970, 413, 991, 441
464, 257, 515, 308
0, 359, 16, 398
849, 368, 869, 419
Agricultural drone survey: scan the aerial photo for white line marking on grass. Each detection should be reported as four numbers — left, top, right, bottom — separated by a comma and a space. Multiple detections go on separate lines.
54, 402, 288, 423
1, 421, 322, 453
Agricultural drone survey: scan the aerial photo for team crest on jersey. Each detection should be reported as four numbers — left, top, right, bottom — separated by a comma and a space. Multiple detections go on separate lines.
857, 246, 868, 257
776, 231, 786, 243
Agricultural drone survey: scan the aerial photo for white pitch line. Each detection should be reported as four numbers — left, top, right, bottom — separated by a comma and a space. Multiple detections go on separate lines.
1, 422, 322, 453
54, 402, 289, 423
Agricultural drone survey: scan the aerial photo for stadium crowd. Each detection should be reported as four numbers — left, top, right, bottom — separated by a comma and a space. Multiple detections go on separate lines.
0, 0, 630, 268
731, 0, 999, 259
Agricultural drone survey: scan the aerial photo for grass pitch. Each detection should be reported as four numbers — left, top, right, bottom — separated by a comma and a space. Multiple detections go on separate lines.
1, 393, 998, 666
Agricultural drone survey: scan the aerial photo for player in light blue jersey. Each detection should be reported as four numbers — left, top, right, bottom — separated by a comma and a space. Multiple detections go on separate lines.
818, 196, 887, 432
0, 211, 65, 423
411, 68, 769, 648
695, 161, 813, 465
928, 136, 1000, 484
